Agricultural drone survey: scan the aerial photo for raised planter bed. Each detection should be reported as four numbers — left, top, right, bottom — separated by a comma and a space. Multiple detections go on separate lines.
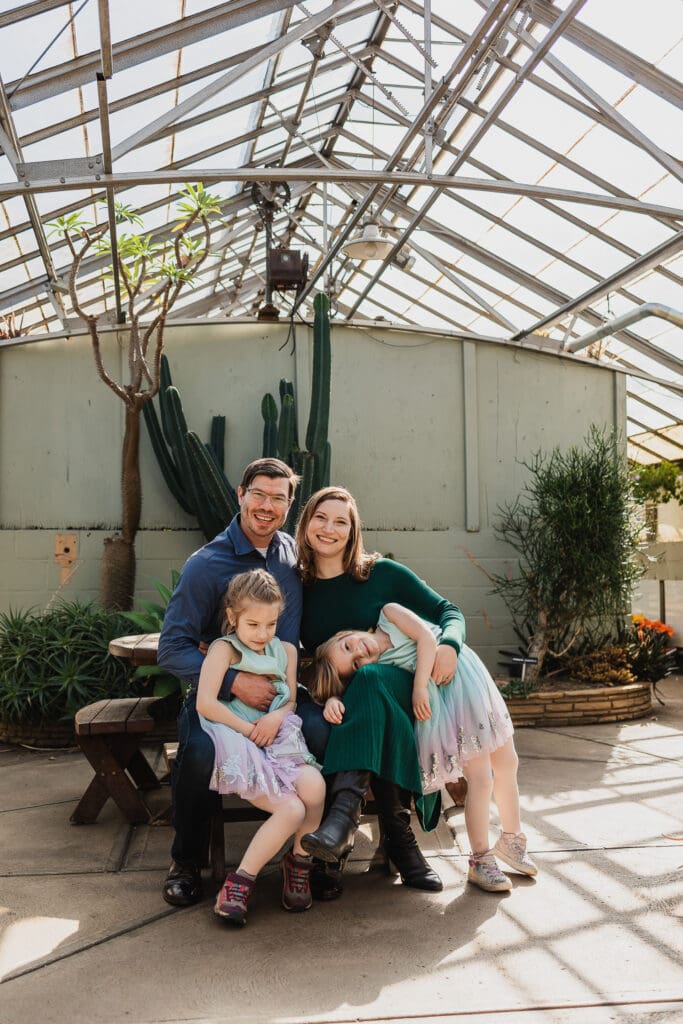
0, 719, 76, 748
0, 711, 178, 749
503, 681, 652, 727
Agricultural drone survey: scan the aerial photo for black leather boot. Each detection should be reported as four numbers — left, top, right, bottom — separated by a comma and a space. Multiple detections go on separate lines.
162, 860, 203, 906
372, 778, 443, 892
301, 770, 372, 863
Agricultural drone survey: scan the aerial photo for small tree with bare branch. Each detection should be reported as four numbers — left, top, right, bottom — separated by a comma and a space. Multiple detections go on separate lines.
49, 183, 223, 609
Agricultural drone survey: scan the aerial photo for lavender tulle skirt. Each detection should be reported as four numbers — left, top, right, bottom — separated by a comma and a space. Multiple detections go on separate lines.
200, 712, 318, 802
416, 644, 514, 794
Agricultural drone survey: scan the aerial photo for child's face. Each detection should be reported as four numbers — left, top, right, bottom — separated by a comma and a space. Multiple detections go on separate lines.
328, 630, 380, 678
228, 601, 280, 652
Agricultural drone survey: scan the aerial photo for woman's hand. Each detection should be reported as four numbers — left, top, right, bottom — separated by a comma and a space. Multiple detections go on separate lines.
431, 644, 457, 685
323, 697, 345, 725
413, 685, 432, 722
248, 711, 282, 747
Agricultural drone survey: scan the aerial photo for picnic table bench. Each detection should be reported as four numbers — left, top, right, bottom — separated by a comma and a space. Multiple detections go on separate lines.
70, 696, 162, 825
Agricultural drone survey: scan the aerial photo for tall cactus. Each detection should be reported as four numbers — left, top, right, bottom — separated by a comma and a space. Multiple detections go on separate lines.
145, 292, 332, 541
261, 291, 332, 533
143, 355, 239, 540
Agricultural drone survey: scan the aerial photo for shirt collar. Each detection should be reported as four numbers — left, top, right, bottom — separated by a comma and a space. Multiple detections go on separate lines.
227, 514, 285, 556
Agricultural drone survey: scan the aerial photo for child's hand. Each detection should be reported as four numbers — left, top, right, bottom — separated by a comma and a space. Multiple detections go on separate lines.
323, 697, 345, 725
248, 711, 282, 747
413, 686, 432, 721
432, 644, 457, 685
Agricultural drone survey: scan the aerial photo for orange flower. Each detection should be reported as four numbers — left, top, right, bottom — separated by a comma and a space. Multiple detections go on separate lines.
632, 614, 674, 637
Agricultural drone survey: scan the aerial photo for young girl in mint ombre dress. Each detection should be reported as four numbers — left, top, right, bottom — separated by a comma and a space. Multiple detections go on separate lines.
312, 602, 539, 893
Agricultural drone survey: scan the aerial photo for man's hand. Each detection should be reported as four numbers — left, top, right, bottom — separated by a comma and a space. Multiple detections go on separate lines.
413, 685, 432, 722
323, 697, 345, 725
431, 644, 457, 685
231, 671, 277, 711
249, 711, 282, 747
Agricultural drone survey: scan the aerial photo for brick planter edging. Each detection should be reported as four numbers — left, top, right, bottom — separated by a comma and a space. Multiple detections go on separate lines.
503, 681, 652, 727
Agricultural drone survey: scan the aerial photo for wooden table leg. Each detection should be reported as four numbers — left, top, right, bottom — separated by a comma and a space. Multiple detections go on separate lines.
70, 772, 110, 824
115, 735, 160, 791
72, 735, 151, 824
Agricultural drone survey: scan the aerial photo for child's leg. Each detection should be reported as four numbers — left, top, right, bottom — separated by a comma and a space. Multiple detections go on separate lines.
292, 767, 326, 856
238, 794, 306, 877
462, 752, 494, 855
490, 739, 521, 835
462, 751, 513, 893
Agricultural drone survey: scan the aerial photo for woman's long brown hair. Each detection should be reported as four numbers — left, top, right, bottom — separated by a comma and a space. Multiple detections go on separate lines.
295, 486, 378, 585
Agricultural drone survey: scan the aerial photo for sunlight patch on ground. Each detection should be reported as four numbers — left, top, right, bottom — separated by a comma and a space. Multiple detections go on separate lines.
0, 915, 79, 980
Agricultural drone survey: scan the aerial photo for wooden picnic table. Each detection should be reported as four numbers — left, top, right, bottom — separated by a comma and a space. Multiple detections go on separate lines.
108, 632, 160, 667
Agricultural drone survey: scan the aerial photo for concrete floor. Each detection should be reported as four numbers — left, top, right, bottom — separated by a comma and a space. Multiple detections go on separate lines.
1, 679, 682, 1024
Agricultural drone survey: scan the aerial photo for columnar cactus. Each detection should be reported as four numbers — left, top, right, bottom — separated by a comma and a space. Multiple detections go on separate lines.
143, 355, 239, 539
145, 292, 332, 541
261, 292, 332, 533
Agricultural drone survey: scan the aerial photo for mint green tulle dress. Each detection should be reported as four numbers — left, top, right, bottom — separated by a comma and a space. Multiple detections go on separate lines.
376, 611, 514, 794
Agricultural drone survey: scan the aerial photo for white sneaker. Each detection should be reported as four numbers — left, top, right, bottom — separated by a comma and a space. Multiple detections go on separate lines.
467, 853, 512, 892
494, 831, 538, 876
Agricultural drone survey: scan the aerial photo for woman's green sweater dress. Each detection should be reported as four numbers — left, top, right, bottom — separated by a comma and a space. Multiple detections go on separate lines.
300, 559, 466, 831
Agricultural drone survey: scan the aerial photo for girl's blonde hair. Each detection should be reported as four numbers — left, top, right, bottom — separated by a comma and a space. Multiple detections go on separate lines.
295, 486, 378, 586
310, 630, 355, 704
222, 569, 284, 632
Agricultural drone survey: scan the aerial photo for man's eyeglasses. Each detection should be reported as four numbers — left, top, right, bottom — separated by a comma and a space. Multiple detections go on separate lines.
245, 488, 290, 508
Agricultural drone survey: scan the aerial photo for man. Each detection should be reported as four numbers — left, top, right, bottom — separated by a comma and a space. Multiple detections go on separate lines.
158, 457, 325, 906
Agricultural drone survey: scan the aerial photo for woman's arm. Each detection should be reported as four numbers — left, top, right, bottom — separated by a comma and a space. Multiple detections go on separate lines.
381, 560, 463, 683
196, 641, 253, 738
382, 603, 437, 721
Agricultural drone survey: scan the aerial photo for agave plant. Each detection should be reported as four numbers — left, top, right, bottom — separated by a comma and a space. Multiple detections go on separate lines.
0, 602, 138, 725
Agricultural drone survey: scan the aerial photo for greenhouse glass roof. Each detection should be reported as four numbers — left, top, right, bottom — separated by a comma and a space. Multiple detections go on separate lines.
0, 0, 681, 463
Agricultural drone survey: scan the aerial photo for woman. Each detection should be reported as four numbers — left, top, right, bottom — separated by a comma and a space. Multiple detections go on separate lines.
295, 486, 466, 893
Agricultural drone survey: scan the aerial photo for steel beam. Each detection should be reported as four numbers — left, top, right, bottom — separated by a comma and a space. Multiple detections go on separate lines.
0, 1, 71, 29
515, 234, 683, 340
345, 0, 590, 319
292, 0, 521, 309
529, 0, 683, 109
0, 75, 67, 322
4, 167, 680, 220
6, 0, 307, 110
110, 0, 360, 163
502, 7, 683, 182
96, 72, 123, 325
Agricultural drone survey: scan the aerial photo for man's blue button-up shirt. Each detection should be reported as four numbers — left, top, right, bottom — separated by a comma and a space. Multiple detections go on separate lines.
157, 515, 302, 697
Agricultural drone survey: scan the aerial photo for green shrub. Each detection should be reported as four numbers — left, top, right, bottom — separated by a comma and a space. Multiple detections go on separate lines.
490, 427, 642, 681
0, 601, 140, 725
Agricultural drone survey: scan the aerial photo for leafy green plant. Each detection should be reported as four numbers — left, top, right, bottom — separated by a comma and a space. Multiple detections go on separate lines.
121, 572, 185, 700
0, 602, 139, 725
498, 677, 537, 699
630, 460, 682, 507
490, 427, 643, 681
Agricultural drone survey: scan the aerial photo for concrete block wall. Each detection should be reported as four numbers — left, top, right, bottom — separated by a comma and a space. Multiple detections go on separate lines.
0, 320, 624, 670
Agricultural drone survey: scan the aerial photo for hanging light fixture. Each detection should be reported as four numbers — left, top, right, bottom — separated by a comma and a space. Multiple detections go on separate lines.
342, 217, 395, 260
